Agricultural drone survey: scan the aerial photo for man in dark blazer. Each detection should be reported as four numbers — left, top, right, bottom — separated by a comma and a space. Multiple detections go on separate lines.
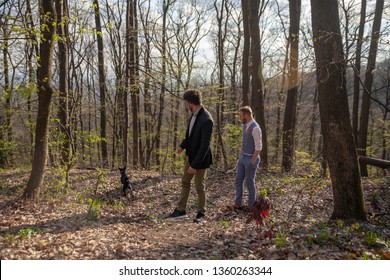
167, 89, 214, 222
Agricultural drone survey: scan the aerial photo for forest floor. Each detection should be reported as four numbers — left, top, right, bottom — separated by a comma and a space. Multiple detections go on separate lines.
0, 167, 389, 260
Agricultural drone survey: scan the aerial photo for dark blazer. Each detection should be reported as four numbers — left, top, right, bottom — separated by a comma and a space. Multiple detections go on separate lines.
180, 107, 214, 170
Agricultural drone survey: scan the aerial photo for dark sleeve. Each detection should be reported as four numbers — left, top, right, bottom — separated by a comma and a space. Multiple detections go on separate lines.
180, 139, 187, 150
191, 118, 213, 169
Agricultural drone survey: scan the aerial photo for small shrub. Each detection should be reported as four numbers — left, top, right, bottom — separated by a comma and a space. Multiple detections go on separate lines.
17, 228, 41, 239
336, 219, 344, 228
87, 198, 102, 220
350, 223, 360, 232
363, 231, 377, 246
275, 228, 288, 247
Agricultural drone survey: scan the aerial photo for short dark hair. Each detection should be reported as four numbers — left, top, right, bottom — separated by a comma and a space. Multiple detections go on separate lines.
239, 106, 253, 116
183, 89, 202, 105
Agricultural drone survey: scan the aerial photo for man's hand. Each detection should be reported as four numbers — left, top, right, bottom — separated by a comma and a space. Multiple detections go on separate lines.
177, 147, 184, 154
187, 166, 196, 174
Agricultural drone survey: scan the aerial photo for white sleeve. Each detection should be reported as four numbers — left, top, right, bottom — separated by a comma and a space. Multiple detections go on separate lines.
252, 126, 262, 151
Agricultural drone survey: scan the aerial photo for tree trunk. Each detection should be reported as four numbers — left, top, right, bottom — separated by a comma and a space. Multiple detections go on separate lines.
311, 0, 366, 220
282, 0, 301, 172
93, 0, 108, 168
358, 0, 384, 177
155, 0, 171, 168
352, 0, 366, 142
23, 0, 56, 201
215, 0, 228, 170
1, 19, 10, 167
249, 0, 268, 170
309, 88, 318, 156
128, 0, 139, 167
274, 42, 289, 164
26, 0, 38, 162
56, 0, 71, 167
139, 0, 152, 169
241, 0, 250, 106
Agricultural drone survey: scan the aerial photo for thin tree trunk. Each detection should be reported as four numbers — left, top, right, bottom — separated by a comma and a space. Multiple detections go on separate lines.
358, 0, 384, 177
93, 0, 109, 168
128, 0, 139, 167
155, 0, 171, 168
56, 0, 71, 167
282, 0, 301, 172
215, 0, 228, 170
1, 20, 10, 167
25, 0, 38, 163
241, 0, 250, 106
249, 0, 268, 170
352, 0, 366, 142
23, 0, 56, 201
274, 42, 289, 164
309, 87, 318, 156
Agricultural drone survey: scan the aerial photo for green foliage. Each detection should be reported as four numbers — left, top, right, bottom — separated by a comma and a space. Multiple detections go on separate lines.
45, 165, 69, 197
295, 150, 322, 174
318, 220, 328, 230
221, 220, 230, 229
222, 124, 241, 164
5, 233, 16, 244
0, 139, 15, 159
318, 228, 331, 244
360, 252, 371, 260
336, 219, 344, 228
17, 228, 41, 239
87, 197, 102, 220
86, 168, 107, 220
307, 235, 314, 248
275, 228, 288, 247
363, 231, 378, 246
260, 188, 268, 197
350, 223, 360, 232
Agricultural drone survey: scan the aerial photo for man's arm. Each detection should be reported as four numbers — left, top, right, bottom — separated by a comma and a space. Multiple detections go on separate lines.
251, 126, 262, 165
190, 118, 213, 170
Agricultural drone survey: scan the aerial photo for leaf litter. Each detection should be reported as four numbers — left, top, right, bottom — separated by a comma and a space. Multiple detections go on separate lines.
0, 168, 389, 260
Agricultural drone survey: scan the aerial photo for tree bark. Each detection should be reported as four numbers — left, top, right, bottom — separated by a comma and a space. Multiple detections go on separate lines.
241, 0, 250, 106
352, 0, 366, 142
1, 17, 10, 167
282, 0, 301, 172
358, 0, 384, 177
93, 0, 109, 168
249, 0, 268, 170
215, 0, 228, 170
56, 0, 71, 167
23, 0, 56, 201
311, 0, 366, 220
128, 0, 139, 167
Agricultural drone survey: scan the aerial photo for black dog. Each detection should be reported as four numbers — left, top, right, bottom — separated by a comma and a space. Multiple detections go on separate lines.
118, 167, 134, 199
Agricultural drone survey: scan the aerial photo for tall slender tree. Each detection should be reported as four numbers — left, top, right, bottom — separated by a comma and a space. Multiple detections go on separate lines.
56, 0, 71, 168
358, 0, 384, 176
352, 0, 366, 142
249, 0, 268, 169
127, 0, 139, 167
241, 0, 250, 106
93, 0, 109, 168
214, 0, 229, 170
281, 0, 301, 172
311, 0, 366, 220
23, 0, 57, 200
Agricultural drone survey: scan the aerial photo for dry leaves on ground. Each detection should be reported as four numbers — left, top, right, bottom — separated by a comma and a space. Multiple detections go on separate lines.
0, 168, 389, 260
